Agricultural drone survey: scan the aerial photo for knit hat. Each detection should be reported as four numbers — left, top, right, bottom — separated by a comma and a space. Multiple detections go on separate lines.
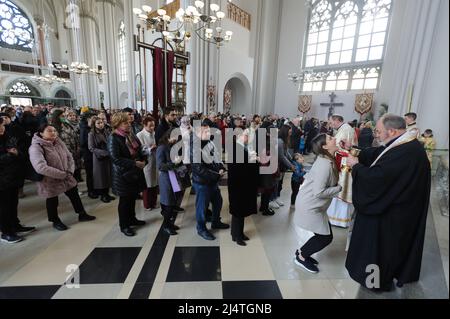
81, 106, 90, 114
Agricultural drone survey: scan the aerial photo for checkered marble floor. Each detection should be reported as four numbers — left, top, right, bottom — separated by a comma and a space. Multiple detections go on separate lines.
0, 170, 448, 299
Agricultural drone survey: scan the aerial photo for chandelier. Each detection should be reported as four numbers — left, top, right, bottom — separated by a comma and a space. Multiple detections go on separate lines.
30, 74, 71, 85
69, 62, 91, 74
133, 1, 233, 48
288, 70, 326, 85
9, 82, 31, 95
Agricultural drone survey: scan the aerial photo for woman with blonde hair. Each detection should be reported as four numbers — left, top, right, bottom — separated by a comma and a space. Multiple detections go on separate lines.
108, 112, 147, 237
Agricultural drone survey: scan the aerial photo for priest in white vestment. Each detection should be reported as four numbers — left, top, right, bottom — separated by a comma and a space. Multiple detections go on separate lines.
326, 115, 357, 229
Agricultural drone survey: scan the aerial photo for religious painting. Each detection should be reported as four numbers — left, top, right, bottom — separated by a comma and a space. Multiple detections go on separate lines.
135, 74, 144, 102
298, 95, 312, 114
224, 88, 232, 114
355, 93, 374, 115
207, 85, 216, 113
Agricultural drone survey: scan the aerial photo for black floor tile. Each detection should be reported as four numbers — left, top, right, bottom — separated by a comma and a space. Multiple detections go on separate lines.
222, 281, 283, 299
129, 282, 154, 299
166, 247, 221, 282
0, 285, 61, 299
78, 247, 141, 284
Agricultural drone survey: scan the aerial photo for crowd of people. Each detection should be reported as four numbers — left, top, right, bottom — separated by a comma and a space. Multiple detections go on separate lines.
0, 103, 436, 292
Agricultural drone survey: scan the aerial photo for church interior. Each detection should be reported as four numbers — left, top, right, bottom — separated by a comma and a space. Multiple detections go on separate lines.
0, 0, 448, 300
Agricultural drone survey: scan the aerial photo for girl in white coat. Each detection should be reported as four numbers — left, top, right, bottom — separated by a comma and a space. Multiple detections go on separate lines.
137, 117, 159, 210
293, 134, 341, 273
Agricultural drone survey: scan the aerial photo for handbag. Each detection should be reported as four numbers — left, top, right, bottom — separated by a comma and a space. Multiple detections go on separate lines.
174, 165, 192, 189
27, 146, 46, 182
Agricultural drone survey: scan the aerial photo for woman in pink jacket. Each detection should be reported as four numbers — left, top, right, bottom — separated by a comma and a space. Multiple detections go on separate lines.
29, 124, 96, 231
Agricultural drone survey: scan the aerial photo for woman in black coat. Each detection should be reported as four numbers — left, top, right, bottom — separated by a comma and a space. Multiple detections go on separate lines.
227, 129, 259, 246
108, 112, 147, 237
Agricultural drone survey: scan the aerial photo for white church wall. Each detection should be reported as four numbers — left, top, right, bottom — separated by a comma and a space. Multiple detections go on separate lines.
273, 0, 436, 123
415, 0, 449, 149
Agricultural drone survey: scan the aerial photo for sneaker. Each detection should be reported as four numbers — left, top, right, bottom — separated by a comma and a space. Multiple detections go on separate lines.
53, 220, 69, 231
163, 226, 178, 236
198, 230, 216, 241
1, 234, 24, 244
269, 201, 280, 209
13, 225, 36, 234
294, 256, 319, 274
275, 199, 285, 206
296, 250, 319, 265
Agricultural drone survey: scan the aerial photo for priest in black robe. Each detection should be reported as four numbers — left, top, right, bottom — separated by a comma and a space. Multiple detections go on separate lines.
345, 114, 431, 292
227, 129, 259, 246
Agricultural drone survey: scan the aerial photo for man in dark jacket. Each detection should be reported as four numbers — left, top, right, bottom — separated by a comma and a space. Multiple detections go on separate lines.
191, 119, 229, 241
155, 107, 178, 145
0, 117, 35, 244
80, 113, 97, 198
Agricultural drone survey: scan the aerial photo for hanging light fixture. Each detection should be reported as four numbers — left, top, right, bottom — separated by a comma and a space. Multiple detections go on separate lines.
133, 0, 233, 48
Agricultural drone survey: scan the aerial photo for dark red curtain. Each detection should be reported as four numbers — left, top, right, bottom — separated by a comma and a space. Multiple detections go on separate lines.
152, 47, 175, 121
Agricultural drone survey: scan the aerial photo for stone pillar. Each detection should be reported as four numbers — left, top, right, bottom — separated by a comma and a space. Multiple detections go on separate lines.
124, 0, 137, 109
80, 13, 100, 108
66, 0, 90, 107
252, 0, 282, 115
97, 0, 119, 108
33, 15, 47, 66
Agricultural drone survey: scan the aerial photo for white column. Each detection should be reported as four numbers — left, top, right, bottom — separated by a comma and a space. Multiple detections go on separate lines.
124, 0, 138, 109
97, 0, 119, 108
252, 0, 282, 115
80, 14, 100, 108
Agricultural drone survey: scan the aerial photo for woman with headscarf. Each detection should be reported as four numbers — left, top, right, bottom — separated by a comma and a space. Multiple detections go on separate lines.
60, 109, 83, 182
88, 116, 114, 203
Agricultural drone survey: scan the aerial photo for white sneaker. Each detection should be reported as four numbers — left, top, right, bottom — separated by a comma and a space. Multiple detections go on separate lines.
275, 199, 285, 206
269, 201, 280, 209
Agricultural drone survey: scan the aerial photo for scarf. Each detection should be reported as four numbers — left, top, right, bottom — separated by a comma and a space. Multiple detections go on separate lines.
370, 130, 418, 167
116, 128, 140, 158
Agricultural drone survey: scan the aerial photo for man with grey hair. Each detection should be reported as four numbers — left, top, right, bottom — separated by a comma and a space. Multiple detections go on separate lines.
345, 114, 431, 292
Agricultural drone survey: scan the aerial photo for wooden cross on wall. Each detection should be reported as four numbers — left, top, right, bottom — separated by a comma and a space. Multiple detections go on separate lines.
320, 92, 344, 118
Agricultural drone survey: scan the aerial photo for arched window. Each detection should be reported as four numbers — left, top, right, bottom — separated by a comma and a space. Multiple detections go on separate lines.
0, 0, 34, 51
118, 21, 127, 82
302, 0, 392, 92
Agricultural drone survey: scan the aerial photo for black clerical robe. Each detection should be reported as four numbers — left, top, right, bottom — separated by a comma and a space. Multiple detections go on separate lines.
345, 139, 431, 291
227, 141, 259, 218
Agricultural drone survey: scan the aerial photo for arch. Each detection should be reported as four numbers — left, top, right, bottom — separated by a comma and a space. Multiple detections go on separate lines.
52, 86, 73, 99
5, 78, 42, 97
0, 0, 35, 51
223, 72, 252, 116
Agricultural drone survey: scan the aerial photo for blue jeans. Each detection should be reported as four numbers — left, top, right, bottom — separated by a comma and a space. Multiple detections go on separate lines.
193, 182, 223, 232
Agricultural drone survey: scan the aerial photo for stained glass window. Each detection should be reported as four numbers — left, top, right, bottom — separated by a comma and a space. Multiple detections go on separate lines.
302, 0, 392, 92
0, 0, 34, 51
